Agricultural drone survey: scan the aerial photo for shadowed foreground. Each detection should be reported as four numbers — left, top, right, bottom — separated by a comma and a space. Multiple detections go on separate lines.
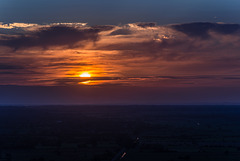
0, 105, 240, 161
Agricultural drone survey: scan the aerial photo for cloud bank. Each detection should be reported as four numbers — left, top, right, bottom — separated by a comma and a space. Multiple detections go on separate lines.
0, 22, 240, 87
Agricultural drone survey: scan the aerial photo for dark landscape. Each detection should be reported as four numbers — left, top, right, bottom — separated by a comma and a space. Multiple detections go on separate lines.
1, 1, 240, 160
0, 105, 239, 161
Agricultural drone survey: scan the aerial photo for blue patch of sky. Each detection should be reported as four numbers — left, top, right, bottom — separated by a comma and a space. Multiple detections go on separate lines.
0, 0, 240, 25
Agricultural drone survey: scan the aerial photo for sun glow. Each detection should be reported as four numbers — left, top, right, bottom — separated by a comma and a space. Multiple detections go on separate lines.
81, 80, 91, 84
79, 72, 91, 78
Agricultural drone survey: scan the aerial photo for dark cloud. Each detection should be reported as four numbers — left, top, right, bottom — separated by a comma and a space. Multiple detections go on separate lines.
110, 29, 133, 35
91, 25, 115, 31
99, 39, 183, 51
45, 74, 240, 86
0, 25, 101, 50
137, 22, 157, 28
130, 75, 240, 81
222, 76, 240, 80
0, 62, 43, 76
54, 76, 123, 85
0, 28, 26, 35
0, 70, 40, 75
156, 75, 237, 80
0, 71, 21, 74
172, 22, 240, 39
97, 22, 240, 63
0, 63, 25, 69
47, 62, 92, 67
98, 38, 190, 61
213, 24, 240, 34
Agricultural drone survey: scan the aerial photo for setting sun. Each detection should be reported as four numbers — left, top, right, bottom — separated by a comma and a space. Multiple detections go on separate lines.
79, 72, 91, 78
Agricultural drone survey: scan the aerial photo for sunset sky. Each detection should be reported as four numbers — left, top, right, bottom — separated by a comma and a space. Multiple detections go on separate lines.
1, 0, 240, 105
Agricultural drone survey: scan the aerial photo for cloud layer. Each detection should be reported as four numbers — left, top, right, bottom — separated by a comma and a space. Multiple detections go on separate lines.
0, 25, 109, 50
0, 22, 240, 87
172, 22, 240, 39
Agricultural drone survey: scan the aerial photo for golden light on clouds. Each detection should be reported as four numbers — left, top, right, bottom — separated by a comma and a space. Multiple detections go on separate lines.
80, 80, 91, 85
1, 22, 240, 88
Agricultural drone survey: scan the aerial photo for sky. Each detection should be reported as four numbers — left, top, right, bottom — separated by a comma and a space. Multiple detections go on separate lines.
1, 0, 240, 25
0, 1, 240, 105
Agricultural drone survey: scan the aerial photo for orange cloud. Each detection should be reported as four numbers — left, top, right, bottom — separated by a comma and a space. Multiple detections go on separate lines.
1, 22, 240, 87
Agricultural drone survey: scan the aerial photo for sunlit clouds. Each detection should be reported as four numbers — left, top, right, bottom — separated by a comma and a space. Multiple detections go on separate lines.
1, 22, 240, 87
